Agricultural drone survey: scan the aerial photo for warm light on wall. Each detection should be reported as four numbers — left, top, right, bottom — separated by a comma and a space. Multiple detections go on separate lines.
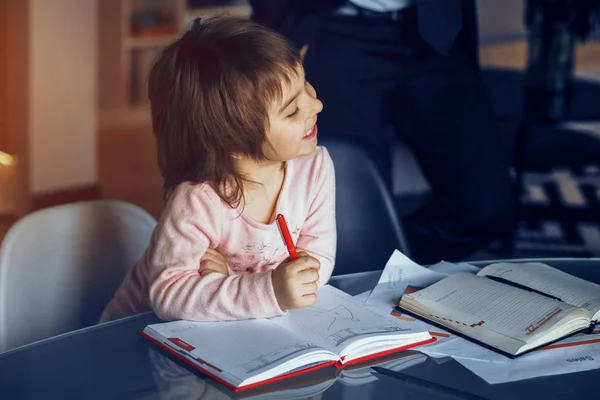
0, 150, 19, 215
0, 151, 17, 167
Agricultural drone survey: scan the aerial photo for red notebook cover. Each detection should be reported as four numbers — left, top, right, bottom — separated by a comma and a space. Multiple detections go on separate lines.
139, 330, 436, 392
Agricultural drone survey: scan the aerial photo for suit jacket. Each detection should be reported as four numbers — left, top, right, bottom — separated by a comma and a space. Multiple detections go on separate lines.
248, 0, 478, 58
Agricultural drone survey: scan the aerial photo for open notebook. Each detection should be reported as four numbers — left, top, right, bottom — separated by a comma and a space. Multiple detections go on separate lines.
141, 285, 434, 391
398, 262, 600, 357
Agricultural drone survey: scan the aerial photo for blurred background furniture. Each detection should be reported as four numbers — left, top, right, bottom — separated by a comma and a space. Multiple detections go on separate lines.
390, 0, 600, 260
320, 138, 410, 276
477, 0, 600, 258
99, 0, 250, 109
0, 200, 156, 353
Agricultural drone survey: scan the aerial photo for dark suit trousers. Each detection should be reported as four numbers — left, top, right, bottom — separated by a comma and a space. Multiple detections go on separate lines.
303, 10, 515, 264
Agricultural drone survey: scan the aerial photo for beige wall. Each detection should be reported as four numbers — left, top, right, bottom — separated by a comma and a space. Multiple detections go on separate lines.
0, 1, 7, 155
1, 0, 29, 215
477, 0, 525, 43
28, 0, 97, 194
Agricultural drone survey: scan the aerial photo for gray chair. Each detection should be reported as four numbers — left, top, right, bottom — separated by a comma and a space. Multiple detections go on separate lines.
391, 140, 431, 218
320, 138, 410, 275
0, 200, 156, 353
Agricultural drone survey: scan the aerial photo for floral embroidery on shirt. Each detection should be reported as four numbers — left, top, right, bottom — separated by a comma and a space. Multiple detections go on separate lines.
292, 226, 301, 238
257, 242, 270, 253
243, 244, 253, 253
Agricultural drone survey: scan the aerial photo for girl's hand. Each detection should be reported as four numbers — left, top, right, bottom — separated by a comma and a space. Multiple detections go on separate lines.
271, 252, 320, 311
199, 248, 229, 277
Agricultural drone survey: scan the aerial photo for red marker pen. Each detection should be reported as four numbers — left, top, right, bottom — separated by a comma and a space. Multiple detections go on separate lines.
276, 213, 298, 260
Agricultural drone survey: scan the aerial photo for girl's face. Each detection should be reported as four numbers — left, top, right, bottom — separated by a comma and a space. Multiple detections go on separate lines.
263, 66, 323, 162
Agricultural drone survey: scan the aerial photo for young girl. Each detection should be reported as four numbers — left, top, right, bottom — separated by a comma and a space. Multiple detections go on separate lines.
101, 16, 336, 322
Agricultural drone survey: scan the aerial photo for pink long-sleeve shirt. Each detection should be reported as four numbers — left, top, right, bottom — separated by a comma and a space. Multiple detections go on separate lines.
101, 146, 336, 322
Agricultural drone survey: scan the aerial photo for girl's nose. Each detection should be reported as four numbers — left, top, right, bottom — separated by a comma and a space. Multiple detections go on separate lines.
306, 82, 323, 115
312, 97, 323, 115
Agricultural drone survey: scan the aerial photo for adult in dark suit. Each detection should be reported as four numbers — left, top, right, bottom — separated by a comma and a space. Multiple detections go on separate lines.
249, 0, 515, 264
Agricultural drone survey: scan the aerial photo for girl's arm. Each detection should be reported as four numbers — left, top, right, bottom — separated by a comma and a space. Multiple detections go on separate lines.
296, 147, 337, 287
147, 184, 284, 322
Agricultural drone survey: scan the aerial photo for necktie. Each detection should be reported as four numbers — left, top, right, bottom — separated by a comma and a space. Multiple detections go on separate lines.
417, 0, 464, 55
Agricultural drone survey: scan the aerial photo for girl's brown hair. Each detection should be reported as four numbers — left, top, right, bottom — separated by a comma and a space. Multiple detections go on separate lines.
147, 16, 301, 207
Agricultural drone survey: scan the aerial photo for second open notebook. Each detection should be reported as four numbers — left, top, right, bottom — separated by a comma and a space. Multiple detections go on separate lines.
141, 285, 434, 391
398, 262, 600, 358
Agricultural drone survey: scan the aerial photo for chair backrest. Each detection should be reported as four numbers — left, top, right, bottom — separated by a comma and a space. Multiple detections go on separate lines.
0, 200, 157, 353
320, 139, 410, 275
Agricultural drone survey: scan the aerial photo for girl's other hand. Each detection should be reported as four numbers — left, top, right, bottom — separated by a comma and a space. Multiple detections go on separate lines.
199, 248, 229, 277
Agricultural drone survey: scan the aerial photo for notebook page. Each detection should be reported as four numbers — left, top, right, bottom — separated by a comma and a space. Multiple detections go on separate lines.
146, 318, 330, 383
271, 285, 418, 355
477, 262, 600, 318
404, 273, 580, 343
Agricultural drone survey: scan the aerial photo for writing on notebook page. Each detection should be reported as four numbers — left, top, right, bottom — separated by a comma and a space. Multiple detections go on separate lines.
309, 304, 360, 330
155, 319, 322, 378
288, 304, 372, 346
479, 263, 600, 314
239, 342, 320, 374
300, 304, 398, 347
418, 274, 571, 339
274, 286, 412, 352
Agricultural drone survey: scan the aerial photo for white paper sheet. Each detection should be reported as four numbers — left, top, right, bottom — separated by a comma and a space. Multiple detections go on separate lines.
365, 250, 447, 311
361, 251, 453, 340
451, 328, 600, 383
428, 260, 481, 275
354, 290, 370, 304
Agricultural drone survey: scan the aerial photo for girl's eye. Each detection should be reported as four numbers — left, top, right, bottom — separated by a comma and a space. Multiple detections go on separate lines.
286, 108, 299, 119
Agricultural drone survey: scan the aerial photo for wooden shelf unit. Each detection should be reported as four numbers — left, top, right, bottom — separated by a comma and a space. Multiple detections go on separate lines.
98, 0, 251, 111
